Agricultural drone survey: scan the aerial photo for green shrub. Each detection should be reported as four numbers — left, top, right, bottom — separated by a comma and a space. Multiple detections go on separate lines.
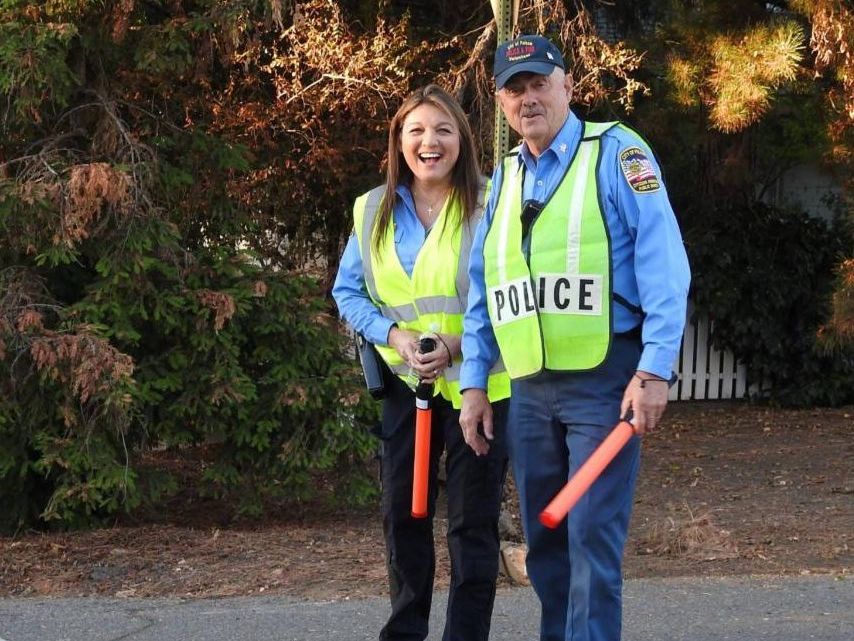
0, 267, 140, 531
685, 200, 854, 406
78, 234, 380, 516
0, 191, 379, 531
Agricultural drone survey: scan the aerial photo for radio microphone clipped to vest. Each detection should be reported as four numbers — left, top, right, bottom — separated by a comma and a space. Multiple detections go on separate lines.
520, 199, 544, 244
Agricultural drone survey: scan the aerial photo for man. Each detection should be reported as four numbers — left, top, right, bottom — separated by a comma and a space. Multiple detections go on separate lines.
458, 35, 690, 641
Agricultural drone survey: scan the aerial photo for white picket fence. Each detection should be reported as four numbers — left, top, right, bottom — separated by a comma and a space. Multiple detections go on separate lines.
669, 303, 749, 401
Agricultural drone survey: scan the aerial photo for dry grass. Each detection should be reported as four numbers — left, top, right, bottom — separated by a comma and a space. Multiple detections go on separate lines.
642, 505, 739, 561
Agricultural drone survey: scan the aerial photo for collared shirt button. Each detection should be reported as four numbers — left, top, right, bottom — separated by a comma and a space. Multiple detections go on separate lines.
537, 180, 544, 186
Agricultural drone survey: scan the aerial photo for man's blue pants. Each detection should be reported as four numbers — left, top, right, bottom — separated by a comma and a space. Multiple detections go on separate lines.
508, 336, 642, 641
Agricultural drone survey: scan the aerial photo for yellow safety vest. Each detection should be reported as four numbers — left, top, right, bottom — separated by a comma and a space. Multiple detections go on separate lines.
353, 184, 510, 407
483, 121, 619, 379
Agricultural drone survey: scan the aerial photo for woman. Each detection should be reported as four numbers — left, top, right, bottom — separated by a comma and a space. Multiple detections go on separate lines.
332, 84, 510, 641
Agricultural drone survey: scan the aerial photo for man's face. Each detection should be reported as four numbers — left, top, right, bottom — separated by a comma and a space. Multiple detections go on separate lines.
497, 68, 573, 156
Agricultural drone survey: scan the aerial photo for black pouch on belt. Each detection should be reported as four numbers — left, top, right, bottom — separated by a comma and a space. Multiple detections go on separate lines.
356, 333, 388, 400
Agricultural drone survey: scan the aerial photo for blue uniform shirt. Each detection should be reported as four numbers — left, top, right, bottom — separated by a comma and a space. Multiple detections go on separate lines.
332, 184, 431, 346
460, 111, 690, 390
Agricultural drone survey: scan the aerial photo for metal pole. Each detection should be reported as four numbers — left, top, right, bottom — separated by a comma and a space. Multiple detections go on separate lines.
490, 0, 517, 168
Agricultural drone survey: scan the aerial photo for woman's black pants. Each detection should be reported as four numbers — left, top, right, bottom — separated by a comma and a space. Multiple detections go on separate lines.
377, 374, 508, 641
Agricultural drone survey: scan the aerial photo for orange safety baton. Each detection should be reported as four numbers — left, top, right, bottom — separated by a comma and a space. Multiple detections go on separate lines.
411, 336, 436, 519
539, 418, 637, 529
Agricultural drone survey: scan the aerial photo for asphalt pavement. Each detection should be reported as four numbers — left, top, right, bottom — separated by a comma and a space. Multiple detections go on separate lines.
0, 574, 850, 641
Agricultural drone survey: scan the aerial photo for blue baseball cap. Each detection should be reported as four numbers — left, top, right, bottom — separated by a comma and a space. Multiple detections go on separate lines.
494, 35, 565, 89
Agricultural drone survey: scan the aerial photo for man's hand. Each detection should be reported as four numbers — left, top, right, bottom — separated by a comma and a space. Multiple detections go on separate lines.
620, 371, 669, 435
459, 388, 493, 456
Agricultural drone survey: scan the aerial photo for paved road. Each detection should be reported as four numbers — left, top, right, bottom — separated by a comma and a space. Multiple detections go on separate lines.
0, 575, 850, 641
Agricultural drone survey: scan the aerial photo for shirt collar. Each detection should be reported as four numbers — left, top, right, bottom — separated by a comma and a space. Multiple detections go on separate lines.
395, 183, 417, 217
515, 111, 583, 175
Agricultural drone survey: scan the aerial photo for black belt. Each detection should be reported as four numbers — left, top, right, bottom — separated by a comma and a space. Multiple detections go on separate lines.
615, 325, 642, 340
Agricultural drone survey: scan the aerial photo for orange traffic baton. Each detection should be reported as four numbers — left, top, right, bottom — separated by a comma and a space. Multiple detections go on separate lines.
539, 416, 637, 529
411, 336, 436, 519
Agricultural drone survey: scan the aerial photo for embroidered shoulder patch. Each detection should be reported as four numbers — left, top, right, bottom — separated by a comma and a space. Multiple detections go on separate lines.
619, 147, 661, 193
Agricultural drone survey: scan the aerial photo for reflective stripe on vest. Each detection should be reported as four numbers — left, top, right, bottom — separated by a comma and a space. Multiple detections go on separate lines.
483, 121, 618, 379
353, 184, 510, 407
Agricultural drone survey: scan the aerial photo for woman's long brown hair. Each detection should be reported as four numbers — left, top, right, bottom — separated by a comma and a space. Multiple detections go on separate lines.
372, 84, 481, 254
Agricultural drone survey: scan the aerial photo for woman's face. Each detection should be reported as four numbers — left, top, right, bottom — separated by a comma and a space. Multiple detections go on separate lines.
399, 103, 460, 186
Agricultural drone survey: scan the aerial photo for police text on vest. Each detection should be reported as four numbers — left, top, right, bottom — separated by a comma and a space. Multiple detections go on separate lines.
488, 274, 602, 326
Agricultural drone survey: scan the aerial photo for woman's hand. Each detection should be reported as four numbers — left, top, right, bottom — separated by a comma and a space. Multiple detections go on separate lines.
388, 326, 421, 367
388, 328, 457, 384
412, 332, 453, 383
